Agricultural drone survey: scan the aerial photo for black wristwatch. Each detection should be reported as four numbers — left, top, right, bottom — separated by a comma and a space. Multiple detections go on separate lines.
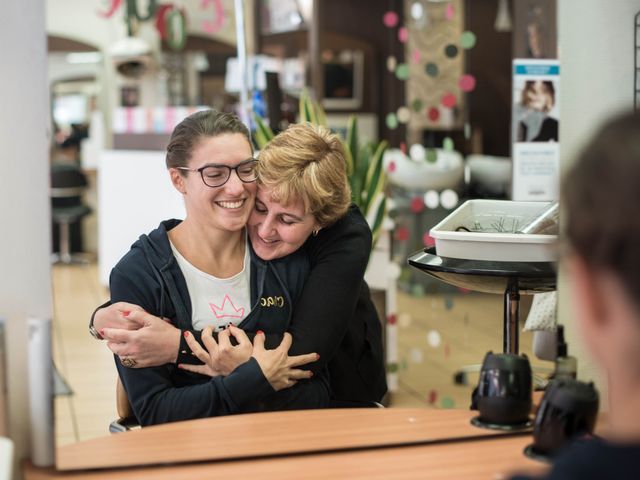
89, 302, 109, 340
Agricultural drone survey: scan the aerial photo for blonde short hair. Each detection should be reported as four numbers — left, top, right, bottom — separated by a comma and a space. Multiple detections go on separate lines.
256, 123, 351, 227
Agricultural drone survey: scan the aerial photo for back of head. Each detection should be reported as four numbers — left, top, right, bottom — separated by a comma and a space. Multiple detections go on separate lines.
256, 123, 351, 227
166, 109, 251, 170
563, 111, 640, 310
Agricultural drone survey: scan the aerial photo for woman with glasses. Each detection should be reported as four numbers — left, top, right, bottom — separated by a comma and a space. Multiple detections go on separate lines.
103, 109, 327, 426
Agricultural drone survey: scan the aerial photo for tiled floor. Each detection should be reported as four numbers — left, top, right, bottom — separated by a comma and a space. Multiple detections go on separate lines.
52, 263, 551, 447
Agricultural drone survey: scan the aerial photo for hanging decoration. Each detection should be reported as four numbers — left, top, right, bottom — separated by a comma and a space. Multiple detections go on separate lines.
201, 0, 226, 34
98, 0, 227, 52
398, 26, 409, 43
383, 11, 400, 28
166, 6, 187, 51
97, 0, 123, 18
460, 30, 477, 49
445, 3, 455, 20
154, 3, 174, 39
459, 74, 476, 92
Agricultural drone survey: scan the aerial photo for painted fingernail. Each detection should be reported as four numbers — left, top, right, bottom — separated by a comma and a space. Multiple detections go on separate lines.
99, 329, 105, 337
122, 311, 130, 317
257, 330, 264, 335
316, 354, 320, 360
183, 331, 189, 338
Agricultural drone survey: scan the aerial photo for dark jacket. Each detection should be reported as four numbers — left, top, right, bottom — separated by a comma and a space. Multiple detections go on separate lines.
180, 206, 388, 403
280, 205, 387, 402
110, 219, 329, 426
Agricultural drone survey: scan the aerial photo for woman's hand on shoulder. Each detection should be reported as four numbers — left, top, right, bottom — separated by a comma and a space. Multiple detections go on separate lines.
178, 325, 252, 377
102, 310, 181, 367
252, 332, 318, 391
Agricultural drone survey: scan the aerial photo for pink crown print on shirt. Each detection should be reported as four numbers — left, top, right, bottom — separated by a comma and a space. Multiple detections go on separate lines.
209, 294, 245, 319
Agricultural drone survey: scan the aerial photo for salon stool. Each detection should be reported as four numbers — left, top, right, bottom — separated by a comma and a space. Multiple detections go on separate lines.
50, 164, 91, 264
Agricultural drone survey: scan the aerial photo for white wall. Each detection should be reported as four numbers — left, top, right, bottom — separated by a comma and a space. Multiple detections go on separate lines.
0, 0, 52, 471
558, 0, 640, 401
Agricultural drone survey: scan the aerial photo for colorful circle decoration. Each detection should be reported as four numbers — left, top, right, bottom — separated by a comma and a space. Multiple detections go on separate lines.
426, 149, 438, 163
386, 55, 397, 72
398, 26, 409, 43
445, 3, 455, 20
394, 226, 409, 241
383, 11, 399, 28
410, 1, 425, 20
425, 62, 439, 77
397, 106, 411, 124
395, 63, 410, 81
428, 107, 440, 122
411, 48, 421, 64
441, 93, 457, 108
460, 31, 477, 49
427, 330, 441, 348
443, 137, 454, 152
410, 196, 425, 213
423, 232, 435, 247
412, 98, 423, 112
424, 190, 439, 209
459, 74, 477, 92
444, 44, 459, 58
440, 189, 459, 209
385, 113, 399, 130
387, 160, 396, 173
387, 313, 398, 325
399, 142, 407, 154
409, 143, 426, 161
428, 390, 438, 405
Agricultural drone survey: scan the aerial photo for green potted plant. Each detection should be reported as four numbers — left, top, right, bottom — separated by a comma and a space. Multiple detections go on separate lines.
253, 92, 388, 246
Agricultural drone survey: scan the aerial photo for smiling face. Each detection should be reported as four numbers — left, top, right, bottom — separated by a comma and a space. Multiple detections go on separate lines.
247, 187, 320, 260
171, 133, 257, 233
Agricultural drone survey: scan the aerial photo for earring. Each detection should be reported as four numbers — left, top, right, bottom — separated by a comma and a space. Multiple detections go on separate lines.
312, 229, 320, 237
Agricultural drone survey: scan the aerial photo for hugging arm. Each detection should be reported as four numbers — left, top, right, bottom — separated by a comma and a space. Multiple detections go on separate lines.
283, 212, 372, 373
96, 214, 371, 374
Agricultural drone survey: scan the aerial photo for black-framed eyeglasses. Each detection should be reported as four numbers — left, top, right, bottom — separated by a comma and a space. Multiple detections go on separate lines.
176, 159, 258, 188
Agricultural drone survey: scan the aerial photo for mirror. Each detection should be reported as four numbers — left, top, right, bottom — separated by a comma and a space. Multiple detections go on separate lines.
48, 0, 556, 471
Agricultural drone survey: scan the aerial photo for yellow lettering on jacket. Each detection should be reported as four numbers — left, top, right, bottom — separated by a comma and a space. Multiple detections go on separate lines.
260, 296, 285, 308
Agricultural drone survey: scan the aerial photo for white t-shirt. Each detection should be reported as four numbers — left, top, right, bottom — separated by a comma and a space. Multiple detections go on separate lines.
170, 238, 251, 332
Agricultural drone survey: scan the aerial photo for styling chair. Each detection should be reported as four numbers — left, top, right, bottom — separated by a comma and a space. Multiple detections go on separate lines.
50, 164, 91, 264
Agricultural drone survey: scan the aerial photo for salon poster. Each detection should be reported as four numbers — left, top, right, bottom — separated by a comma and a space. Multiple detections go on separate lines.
511, 59, 560, 201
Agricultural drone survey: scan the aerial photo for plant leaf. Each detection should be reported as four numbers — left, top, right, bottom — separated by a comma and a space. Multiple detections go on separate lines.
342, 140, 354, 177
371, 197, 387, 247
253, 113, 274, 149
316, 101, 327, 126
346, 116, 359, 173
363, 140, 388, 216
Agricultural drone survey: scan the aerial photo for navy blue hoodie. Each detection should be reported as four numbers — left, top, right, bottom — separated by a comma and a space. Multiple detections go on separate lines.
110, 219, 329, 425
